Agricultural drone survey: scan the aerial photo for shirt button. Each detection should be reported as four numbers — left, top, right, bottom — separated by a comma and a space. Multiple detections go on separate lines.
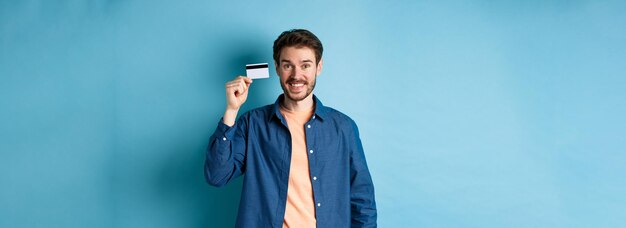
317, 203, 321, 207
222, 137, 226, 141
313, 115, 316, 119
307, 125, 311, 129
313, 176, 317, 180
309, 149, 314, 154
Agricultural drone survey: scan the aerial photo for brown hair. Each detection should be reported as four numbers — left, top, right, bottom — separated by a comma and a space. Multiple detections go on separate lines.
273, 29, 323, 64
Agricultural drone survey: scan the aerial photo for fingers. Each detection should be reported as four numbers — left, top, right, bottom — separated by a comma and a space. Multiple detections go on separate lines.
225, 76, 252, 95
242, 76, 252, 85
226, 76, 252, 86
225, 83, 244, 96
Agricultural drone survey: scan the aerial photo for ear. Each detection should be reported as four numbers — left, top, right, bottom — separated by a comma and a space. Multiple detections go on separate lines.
316, 58, 323, 76
274, 61, 281, 76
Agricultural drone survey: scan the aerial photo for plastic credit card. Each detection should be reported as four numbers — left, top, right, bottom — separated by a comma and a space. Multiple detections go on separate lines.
246, 63, 270, 79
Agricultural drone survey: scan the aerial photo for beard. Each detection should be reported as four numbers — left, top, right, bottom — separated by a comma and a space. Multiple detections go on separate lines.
280, 76, 316, 102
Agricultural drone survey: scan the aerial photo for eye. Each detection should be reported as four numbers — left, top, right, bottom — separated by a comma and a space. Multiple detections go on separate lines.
302, 64, 310, 69
283, 64, 292, 70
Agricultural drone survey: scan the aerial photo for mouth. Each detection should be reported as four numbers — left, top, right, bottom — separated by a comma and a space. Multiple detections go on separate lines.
287, 81, 306, 92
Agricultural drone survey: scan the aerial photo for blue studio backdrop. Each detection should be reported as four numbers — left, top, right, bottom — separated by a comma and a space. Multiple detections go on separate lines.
1, 1, 625, 227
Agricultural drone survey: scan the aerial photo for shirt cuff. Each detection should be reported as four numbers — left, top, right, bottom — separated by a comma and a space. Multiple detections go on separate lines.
215, 118, 237, 141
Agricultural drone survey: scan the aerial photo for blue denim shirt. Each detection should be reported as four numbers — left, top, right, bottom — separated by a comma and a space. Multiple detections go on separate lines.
205, 95, 377, 227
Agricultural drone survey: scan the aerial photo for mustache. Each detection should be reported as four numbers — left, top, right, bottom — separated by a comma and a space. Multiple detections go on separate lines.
286, 79, 307, 84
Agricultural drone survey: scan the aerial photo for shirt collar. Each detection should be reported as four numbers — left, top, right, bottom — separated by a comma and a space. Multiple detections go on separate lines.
270, 94, 328, 122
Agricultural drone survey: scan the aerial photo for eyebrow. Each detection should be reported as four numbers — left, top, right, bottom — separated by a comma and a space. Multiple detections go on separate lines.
280, 59, 313, 64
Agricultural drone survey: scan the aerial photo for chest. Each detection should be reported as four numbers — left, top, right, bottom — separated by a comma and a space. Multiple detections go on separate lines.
246, 119, 348, 170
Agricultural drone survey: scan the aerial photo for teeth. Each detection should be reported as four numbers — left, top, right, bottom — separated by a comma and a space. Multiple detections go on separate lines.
290, 83, 304, 87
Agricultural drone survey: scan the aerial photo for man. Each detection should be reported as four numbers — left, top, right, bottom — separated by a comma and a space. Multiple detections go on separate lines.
205, 29, 377, 228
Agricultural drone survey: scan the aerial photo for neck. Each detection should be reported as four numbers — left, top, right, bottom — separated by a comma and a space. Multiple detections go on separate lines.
281, 93, 314, 112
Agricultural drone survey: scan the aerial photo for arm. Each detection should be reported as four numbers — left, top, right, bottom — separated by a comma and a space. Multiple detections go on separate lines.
204, 76, 252, 187
349, 121, 377, 227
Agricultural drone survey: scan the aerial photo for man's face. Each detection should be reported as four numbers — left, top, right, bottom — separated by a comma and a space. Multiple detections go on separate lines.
276, 46, 323, 102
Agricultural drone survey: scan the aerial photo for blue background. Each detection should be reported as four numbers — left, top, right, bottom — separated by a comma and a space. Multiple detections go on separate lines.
1, 1, 625, 227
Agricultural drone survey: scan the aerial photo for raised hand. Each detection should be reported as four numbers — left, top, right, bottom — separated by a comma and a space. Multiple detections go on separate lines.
223, 76, 252, 126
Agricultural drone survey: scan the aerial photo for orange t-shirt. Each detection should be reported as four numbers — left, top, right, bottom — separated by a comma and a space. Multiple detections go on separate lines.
280, 106, 316, 228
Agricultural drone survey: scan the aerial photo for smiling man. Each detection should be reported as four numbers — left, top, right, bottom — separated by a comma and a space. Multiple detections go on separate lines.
205, 29, 377, 228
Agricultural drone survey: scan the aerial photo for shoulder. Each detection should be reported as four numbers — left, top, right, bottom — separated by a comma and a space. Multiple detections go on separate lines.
246, 104, 274, 116
322, 106, 360, 132
236, 104, 275, 123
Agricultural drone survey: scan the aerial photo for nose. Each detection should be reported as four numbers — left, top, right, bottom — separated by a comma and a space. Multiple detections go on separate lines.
287, 68, 303, 80
294, 66, 309, 79
293, 66, 302, 76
